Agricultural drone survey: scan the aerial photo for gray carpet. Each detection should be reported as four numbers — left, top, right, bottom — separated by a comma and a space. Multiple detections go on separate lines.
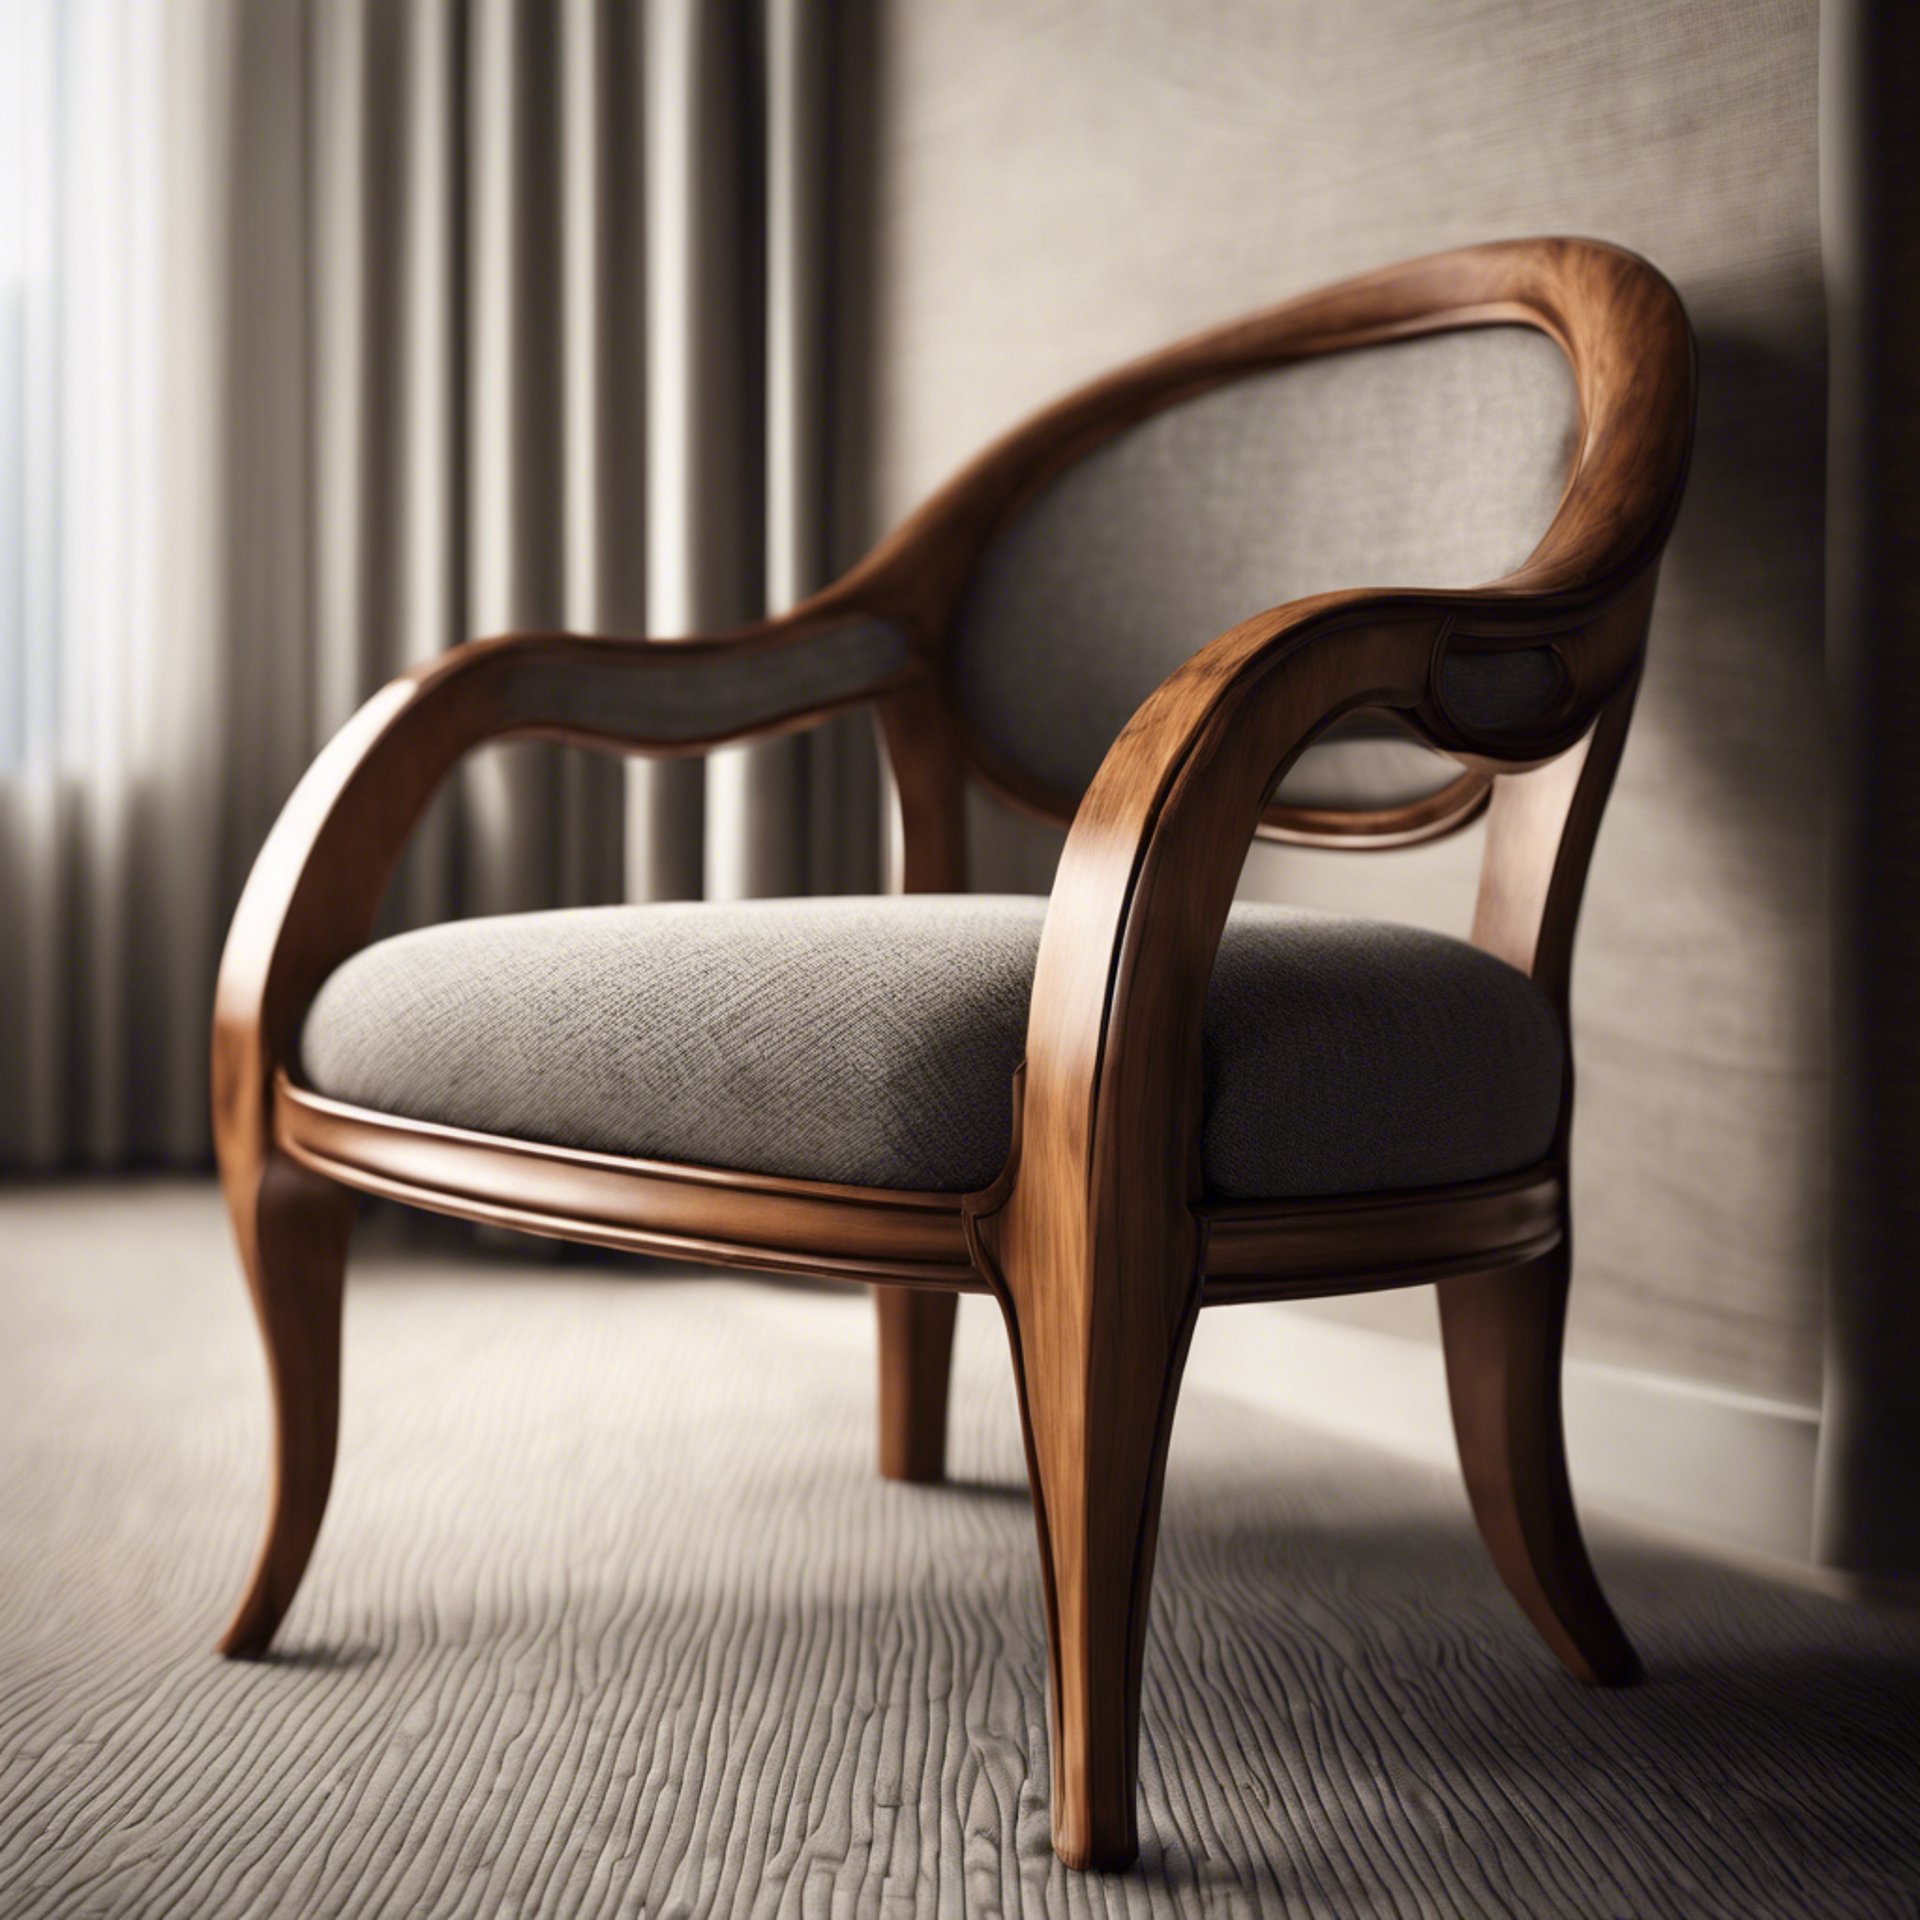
3, 1184, 1918, 1919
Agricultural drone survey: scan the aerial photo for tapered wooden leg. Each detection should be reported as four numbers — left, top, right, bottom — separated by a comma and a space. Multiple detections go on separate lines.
218, 1156, 356, 1658
875, 1287, 957, 1483
997, 1276, 1198, 1869
1437, 1244, 1640, 1685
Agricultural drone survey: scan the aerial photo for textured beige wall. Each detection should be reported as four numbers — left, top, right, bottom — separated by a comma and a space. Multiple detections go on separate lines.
839, 0, 1826, 1401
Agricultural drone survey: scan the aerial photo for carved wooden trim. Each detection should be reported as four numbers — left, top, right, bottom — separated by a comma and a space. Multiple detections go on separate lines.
275, 1074, 1565, 1304
275, 1078, 982, 1289
1203, 1165, 1564, 1299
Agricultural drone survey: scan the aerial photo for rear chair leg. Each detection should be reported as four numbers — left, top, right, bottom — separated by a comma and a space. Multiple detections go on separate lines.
875, 1287, 957, 1483
1437, 1244, 1640, 1684
218, 1157, 356, 1658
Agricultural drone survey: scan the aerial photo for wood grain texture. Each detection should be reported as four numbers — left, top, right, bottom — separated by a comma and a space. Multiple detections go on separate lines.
1203, 1167, 1564, 1297
875, 1289, 959, 1483
1439, 1246, 1641, 1686
208, 612, 930, 1652
274, 1079, 987, 1290
275, 1077, 1571, 1309
873, 679, 973, 1484
7, 1186, 1920, 1919
216, 1159, 356, 1658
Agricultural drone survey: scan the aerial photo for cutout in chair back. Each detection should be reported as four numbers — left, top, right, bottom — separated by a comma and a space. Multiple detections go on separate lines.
949, 326, 1579, 814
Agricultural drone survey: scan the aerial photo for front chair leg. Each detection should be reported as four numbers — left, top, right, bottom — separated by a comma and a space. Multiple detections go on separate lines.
218, 1155, 356, 1658
1437, 1244, 1640, 1685
997, 1268, 1198, 1870
874, 1287, 957, 1483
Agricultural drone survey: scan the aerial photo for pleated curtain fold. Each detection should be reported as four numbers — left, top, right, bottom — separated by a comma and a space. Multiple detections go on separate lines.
0, 0, 873, 1170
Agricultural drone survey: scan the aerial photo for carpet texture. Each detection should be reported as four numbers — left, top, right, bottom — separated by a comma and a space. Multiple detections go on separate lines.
3, 1184, 1918, 1918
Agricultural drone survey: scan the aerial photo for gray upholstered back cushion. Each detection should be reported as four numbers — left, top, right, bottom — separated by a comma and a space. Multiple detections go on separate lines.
950, 326, 1578, 809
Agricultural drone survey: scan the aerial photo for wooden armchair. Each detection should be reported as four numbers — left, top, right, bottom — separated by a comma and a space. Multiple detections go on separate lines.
214, 238, 1694, 1870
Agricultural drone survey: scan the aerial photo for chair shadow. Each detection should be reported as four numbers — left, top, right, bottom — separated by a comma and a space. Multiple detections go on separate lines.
940, 1474, 1031, 1504
243, 1641, 382, 1673
1139, 1506, 1920, 1902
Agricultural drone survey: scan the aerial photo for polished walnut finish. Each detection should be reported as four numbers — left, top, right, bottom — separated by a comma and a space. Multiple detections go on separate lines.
213, 239, 1694, 1870
272, 1074, 1567, 1302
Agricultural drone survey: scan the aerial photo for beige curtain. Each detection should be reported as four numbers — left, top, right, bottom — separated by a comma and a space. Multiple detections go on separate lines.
0, 0, 873, 1170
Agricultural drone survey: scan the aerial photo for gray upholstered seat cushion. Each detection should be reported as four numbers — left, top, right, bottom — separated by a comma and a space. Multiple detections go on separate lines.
300, 896, 1564, 1199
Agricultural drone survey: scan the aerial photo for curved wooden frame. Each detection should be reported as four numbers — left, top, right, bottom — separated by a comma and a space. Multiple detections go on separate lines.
212, 238, 1694, 1872
274, 1075, 1565, 1301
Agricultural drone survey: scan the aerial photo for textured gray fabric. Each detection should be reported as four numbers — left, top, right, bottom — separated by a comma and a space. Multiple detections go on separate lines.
8, 1185, 1920, 1918
301, 895, 1564, 1197
529, 618, 913, 744
1267, 717, 1467, 811
951, 328, 1578, 807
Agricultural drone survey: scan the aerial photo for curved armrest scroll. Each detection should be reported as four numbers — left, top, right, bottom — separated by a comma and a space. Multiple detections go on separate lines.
213, 608, 915, 1198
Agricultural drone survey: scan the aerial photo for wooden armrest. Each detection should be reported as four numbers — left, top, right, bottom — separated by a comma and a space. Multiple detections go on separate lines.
968, 582, 1651, 1442
1005, 585, 1608, 1235
213, 606, 915, 1193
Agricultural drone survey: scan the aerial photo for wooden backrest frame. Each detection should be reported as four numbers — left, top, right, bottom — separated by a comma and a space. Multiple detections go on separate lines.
842, 236, 1694, 862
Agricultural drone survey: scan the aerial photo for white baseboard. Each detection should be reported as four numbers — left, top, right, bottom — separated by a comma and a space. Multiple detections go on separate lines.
1185, 1303, 1821, 1565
